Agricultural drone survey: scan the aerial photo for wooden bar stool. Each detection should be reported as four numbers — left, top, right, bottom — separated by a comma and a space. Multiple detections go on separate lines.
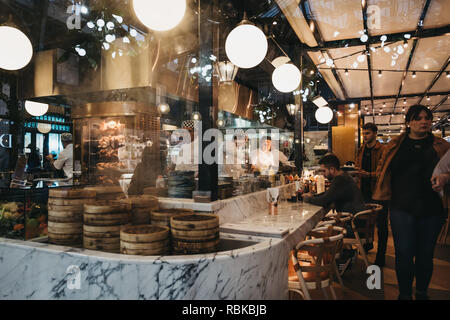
343, 203, 383, 269
288, 225, 345, 300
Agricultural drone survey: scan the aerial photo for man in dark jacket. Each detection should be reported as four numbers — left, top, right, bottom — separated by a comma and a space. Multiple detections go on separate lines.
302, 153, 365, 215
356, 123, 388, 267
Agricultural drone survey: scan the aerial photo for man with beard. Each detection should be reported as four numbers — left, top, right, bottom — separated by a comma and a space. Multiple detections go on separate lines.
302, 153, 365, 215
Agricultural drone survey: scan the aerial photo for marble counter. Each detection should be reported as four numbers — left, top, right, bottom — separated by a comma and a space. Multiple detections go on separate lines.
0, 187, 326, 300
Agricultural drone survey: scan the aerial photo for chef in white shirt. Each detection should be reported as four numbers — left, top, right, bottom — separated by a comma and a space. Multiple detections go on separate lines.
250, 136, 279, 175
46, 132, 73, 179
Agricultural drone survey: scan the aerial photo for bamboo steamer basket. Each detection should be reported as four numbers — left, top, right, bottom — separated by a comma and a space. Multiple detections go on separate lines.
48, 221, 83, 234
49, 188, 96, 199
120, 225, 169, 256
83, 225, 121, 238
170, 213, 220, 254
119, 196, 159, 225
82, 201, 130, 253
84, 186, 124, 201
143, 187, 168, 197
48, 198, 95, 206
150, 208, 193, 227
47, 188, 95, 246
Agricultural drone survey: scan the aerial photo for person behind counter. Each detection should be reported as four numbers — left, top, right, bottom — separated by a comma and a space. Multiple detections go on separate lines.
128, 144, 159, 195
302, 153, 366, 215
169, 120, 199, 176
373, 105, 450, 300
251, 136, 291, 175
45, 133, 73, 179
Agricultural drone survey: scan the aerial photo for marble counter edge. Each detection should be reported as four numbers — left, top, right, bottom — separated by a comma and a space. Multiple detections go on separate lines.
0, 233, 282, 265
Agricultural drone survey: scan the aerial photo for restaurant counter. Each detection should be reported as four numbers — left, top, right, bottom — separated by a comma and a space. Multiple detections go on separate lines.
0, 185, 326, 300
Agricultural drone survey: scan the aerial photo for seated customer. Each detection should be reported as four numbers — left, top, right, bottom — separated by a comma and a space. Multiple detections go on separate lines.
302, 153, 366, 215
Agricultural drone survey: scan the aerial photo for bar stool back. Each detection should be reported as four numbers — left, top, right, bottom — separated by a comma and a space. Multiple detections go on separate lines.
288, 225, 345, 300
343, 203, 383, 268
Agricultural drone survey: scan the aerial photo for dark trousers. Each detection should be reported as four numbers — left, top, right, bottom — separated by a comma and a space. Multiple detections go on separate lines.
390, 209, 445, 297
363, 193, 389, 261
375, 202, 389, 263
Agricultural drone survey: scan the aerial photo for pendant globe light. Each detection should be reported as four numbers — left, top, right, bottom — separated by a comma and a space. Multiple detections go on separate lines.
25, 101, 48, 117
132, 0, 186, 32
37, 123, 51, 134
272, 63, 301, 93
0, 24, 33, 71
225, 13, 268, 69
315, 106, 334, 124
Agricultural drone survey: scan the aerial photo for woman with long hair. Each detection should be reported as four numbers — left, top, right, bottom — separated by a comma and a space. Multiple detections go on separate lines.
373, 105, 449, 300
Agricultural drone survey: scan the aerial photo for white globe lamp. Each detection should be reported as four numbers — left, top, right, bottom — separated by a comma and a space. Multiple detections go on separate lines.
0, 26, 33, 71
133, 0, 186, 32
272, 63, 301, 93
315, 106, 334, 124
225, 20, 268, 69
37, 123, 52, 134
25, 101, 48, 117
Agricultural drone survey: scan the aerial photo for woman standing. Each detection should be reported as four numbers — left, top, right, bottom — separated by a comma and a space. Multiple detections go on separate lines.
373, 105, 449, 300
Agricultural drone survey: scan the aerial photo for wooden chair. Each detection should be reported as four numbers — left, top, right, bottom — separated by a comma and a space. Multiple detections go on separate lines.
343, 203, 383, 269
288, 225, 345, 300
315, 211, 352, 286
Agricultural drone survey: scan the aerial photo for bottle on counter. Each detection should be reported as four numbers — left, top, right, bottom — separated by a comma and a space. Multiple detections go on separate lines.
316, 175, 325, 194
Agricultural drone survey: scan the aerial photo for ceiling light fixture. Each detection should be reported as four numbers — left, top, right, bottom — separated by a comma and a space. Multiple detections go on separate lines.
315, 106, 333, 124
133, 0, 186, 32
225, 13, 267, 69
272, 63, 301, 93
25, 101, 48, 117
0, 25, 33, 71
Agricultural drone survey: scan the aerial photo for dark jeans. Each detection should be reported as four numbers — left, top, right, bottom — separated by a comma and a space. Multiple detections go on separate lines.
374, 201, 389, 263
390, 209, 445, 297
363, 193, 389, 261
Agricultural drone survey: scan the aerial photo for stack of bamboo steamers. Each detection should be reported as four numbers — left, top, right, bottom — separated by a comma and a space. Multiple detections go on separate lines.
47, 187, 220, 255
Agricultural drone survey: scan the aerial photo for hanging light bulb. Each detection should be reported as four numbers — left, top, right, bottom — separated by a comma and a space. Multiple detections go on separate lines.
25, 101, 48, 117
216, 119, 225, 127
315, 106, 333, 124
403, 98, 407, 104
272, 63, 301, 93
157, 103, 170, 114
412, 71, 417, 78
225, 15, 268, 69
378, 70, 382, 77
446, 71, 450, 78
215, 61, 239, 83
191, 111, 201, 121
427, 96, 430, 101
0, 26, 33, 71
345, 69, 349, 76
133, 0, 186, 32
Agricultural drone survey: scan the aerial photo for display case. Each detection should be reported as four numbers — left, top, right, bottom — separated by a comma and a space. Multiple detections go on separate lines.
0, 187, 48, 241
72, 102, 161, 186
